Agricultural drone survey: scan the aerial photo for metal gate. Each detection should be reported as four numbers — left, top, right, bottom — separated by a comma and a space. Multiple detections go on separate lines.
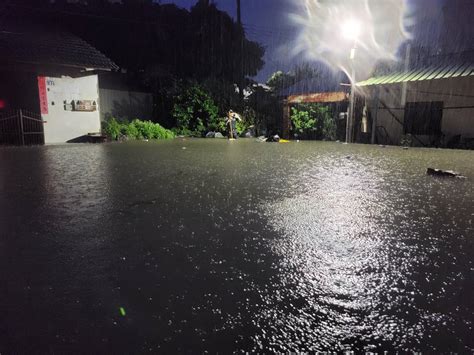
0, 109, 44, 145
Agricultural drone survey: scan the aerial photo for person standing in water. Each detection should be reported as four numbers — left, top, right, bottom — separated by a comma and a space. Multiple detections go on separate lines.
227, 109, 241, 139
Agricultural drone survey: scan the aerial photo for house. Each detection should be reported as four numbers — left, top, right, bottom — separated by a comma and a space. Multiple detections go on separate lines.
0, 22, 118, 144
357, 59, 474, 148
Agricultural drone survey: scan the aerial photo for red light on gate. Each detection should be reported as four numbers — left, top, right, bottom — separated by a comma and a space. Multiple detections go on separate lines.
0, 99, 6, 109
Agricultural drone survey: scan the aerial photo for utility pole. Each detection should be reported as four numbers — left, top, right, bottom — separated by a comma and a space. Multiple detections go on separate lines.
237, 0, 244, 103
400, 43, 411, 107
346, 42, 357, 143
237, 0, 241, 26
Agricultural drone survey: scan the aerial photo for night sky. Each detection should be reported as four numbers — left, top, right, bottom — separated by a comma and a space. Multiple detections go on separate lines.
160, 0, 470, 82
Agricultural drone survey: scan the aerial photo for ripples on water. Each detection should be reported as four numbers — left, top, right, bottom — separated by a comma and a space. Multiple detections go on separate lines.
0, 141, 472, 352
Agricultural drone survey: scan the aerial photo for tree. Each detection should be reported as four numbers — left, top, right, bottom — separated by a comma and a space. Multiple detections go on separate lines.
189, 0, 264, 83
266, 64, 325, 93
246, 84, 281, 135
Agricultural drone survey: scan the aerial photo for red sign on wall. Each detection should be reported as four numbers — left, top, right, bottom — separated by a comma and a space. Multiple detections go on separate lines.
37, 76, 48, 115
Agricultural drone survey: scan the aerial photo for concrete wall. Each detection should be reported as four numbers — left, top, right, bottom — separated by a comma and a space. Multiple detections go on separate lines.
40, 74, 101, 143
99, 88, 153, 122
366, 76, 474, 146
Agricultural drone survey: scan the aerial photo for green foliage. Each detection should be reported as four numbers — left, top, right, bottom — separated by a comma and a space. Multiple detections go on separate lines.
130, 119, 176, 140
103, 117, 123, 140
172, 83, 219, 136
235, 120, 249, 135
124, 121, 140, 139
290, 103, 336, 140
102, 117, 175, 141
322, 113, 337, 141
171, 127, 195, 137
208, 117, 227, 134
291, 107, 316, 134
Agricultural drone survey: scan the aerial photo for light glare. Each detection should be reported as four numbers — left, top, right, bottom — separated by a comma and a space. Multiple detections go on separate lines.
342, 20, 360, 40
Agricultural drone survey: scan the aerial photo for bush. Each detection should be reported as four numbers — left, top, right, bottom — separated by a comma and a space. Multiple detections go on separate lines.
103, 117, 175, 141
172, 83, 219, 136
207, 116, 227, 134
103, 117, 124, 140
236, 119, 249, 136
290, 103, 336, 140
291, 107, 316, 136
124, 121, 140, 139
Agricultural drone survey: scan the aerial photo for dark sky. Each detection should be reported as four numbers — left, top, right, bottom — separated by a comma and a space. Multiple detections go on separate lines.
159, 0, 471, 82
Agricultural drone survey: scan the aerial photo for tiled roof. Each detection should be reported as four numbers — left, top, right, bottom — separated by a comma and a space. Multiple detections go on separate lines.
0, 24, 118, 71
357, 62, 474, 86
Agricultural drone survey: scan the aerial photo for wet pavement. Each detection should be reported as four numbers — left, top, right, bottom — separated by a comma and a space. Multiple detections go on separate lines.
0, 139, 473, 352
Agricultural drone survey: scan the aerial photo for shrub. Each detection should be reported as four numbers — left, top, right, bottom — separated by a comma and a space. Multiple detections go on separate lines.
290, 103, 336, 140
103, 117, 175, 141
207, 116, 227, 133
322, 110, 337, 141
291, 107, 316, 136
172, 83, 219, 136
103, 117, 124, 140
125, 121, 140, 139
236, 119, 249, 136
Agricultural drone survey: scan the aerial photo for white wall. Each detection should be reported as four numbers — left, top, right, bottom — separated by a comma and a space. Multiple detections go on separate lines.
366, 76, 474, 146
41, 75, 101, 143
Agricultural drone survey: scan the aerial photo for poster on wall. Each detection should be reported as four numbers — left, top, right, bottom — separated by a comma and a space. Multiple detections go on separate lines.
62, 100, 97, 112
37, 76, 48, 115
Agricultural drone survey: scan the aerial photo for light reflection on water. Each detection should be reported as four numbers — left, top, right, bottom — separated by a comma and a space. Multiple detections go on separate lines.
0, 140, 473, 352
253, 144, 473, 352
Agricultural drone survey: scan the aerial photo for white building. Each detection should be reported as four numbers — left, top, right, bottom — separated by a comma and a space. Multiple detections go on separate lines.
357, 62, 474, 148
0, 22, 118, 144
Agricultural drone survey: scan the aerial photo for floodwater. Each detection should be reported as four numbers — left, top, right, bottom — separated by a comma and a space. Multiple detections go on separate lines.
0, 139, 473, 353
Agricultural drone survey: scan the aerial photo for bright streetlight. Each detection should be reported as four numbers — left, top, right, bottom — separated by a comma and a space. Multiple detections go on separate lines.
342, 19, 361, 41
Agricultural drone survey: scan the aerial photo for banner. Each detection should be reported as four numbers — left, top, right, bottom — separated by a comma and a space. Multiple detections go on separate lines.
37, 76, 48, 115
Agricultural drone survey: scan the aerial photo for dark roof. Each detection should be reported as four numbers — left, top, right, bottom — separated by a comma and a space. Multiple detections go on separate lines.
0, 23, 118, 71
278, 71, 349, 97
357, 61, 474, 86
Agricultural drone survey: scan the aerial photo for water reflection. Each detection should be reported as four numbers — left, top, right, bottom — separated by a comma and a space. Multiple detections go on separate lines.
0, 141, 473, 353
253, 146, 473, 352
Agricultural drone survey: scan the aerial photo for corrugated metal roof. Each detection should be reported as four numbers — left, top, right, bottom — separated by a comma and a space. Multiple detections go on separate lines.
357, 62, 474, 86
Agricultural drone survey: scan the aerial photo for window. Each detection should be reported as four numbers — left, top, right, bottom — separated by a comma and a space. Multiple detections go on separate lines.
404, 101, 443, 135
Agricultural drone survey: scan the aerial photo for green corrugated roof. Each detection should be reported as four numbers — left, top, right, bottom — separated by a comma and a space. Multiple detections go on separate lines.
357, 62, 474, 86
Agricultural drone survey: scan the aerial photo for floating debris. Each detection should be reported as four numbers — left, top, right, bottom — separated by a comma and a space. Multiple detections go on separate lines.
119, 307, 126, 316
427, 168, 466, 179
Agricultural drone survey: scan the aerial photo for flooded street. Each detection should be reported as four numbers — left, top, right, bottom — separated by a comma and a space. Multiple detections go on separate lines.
0, 140, 473, 352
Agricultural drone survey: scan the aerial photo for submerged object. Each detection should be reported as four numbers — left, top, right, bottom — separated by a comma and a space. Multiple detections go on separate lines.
266, 135, 281, 143
427, 168, 466, 179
